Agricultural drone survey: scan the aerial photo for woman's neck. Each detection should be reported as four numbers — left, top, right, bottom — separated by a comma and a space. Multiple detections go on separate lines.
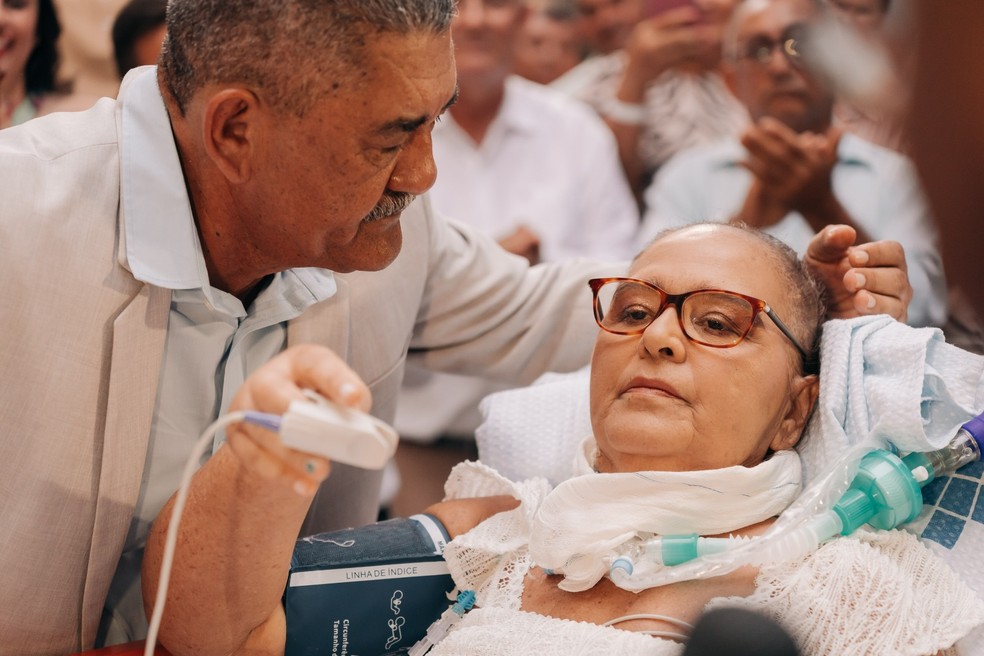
0, 72, 29, 128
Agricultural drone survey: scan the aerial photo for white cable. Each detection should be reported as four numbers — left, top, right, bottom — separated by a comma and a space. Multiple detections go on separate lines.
638, 630, 690, 640
144, 411, 248, 656
603, 613, 695, 630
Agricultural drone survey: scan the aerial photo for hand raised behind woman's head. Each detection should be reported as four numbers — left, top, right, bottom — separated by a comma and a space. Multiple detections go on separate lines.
805, 224, 911, 323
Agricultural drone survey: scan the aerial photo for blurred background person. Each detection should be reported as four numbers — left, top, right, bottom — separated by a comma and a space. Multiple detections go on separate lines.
0, 0, 91, 128
553, 0, 749, 202
51, 0, 128, 99
824, 0, 889, 32
822, 0, 910, 153
111, 0, 165, 80
513, 0, 587, 85
391, 0, 638, 517
638, 0, 947, 329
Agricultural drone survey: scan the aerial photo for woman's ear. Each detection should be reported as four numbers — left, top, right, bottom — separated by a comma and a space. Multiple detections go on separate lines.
770, 374, 820, 453
201, 88, 259, 184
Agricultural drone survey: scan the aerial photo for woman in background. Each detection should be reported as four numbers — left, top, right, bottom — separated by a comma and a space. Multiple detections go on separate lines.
1, 0, 93, 128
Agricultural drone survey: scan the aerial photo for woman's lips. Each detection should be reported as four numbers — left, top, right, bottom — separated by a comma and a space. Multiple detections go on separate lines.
621, 377, 684, 401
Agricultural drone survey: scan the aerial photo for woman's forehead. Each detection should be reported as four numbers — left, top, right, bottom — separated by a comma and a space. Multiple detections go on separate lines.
631, 228, 784, 297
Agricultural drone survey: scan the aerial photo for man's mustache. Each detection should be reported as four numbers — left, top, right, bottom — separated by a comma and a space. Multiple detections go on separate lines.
363, 192, 416, 222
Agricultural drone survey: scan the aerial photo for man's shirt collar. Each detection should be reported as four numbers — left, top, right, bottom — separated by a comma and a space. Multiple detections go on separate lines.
118, 66, 336, 312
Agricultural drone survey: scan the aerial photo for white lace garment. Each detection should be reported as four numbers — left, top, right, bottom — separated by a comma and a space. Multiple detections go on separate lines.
433, 461, 984, 656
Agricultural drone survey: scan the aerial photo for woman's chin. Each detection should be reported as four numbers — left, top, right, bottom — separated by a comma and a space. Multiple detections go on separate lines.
595, 423, 693, 473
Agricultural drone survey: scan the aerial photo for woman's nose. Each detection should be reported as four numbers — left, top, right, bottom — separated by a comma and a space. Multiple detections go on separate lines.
639, 305, 688, 362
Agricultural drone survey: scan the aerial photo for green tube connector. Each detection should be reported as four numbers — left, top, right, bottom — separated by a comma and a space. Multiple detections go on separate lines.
832, 450, 923, 534
659, 534, 701, 566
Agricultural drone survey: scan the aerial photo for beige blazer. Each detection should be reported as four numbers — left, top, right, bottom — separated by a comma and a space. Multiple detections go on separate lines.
0, 89, 608, 654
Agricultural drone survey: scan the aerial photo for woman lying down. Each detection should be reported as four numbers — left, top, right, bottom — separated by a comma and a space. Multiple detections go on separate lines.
145, 224, 984, 655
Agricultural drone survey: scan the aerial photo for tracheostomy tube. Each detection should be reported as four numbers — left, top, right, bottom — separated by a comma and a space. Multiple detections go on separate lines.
608, 412, 984, 592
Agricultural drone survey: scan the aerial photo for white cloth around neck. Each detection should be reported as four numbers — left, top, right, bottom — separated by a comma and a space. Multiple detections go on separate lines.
527, 438, 802, 592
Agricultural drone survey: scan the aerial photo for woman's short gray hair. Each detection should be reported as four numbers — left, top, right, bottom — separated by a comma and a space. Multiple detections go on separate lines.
160, 0, 455, 116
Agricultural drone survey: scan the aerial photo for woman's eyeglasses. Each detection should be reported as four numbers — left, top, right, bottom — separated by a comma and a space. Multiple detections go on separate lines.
588, 277, 812, 364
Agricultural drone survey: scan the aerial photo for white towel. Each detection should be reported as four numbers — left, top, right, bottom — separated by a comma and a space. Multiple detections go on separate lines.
799, 315, 984, 484
796, 315, 984, 655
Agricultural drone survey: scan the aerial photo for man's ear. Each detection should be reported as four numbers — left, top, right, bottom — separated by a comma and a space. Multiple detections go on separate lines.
201, 88, 259, 184
770, 374, 820, 453
722, 59, 741, 99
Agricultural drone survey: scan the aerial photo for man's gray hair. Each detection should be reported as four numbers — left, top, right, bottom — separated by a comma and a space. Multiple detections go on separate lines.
160, 0, 455, 116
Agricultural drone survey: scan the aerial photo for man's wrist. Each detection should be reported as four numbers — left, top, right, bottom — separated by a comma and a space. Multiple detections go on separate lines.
735, 180, 787, 228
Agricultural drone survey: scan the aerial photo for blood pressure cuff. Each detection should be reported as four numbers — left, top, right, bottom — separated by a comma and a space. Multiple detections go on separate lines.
284, 514, 454, 656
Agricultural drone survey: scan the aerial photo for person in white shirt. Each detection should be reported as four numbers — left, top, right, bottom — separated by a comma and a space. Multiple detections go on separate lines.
552, 0, 749, 199
513, 1, 586, 86
393, 0, 639, 500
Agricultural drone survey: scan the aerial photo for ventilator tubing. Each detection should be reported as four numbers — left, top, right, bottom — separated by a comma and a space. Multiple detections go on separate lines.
609, 412, 984, 592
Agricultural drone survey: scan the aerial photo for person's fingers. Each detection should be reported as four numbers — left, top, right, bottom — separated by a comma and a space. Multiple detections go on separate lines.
845, 286, 909, 324
805, 224, 857, 264
268, 343, 371, 411
498, 226, 541, 260
739, 145, 793, 188
737, 157, 771, 182
841, 264, 912, 321
234, 344, 371, 415
846, 239, 907, 272
757, 117, 812, 154
227, 422, 331, 497
742, 154, 789, 187
648, 5, 703, 28
634, 12, 701, 64
742, 126, 789, 161
222, 344, 373, 492
741, 127, 808, 179
806, 230, 912, 323
758, 116, 799, 139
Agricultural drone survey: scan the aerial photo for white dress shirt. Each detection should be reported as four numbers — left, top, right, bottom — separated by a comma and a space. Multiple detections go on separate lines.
395, 76, 637, 441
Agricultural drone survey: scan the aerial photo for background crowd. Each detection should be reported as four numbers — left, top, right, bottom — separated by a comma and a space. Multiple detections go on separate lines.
2, 0, 981, 522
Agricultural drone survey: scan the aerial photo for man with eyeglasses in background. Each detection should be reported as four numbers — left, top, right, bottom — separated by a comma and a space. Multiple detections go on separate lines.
824, 0, 889, 33
637, 0, 947, 329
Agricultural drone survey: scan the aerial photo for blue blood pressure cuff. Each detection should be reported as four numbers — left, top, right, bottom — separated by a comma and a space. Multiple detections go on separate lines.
284, 514, 455, 656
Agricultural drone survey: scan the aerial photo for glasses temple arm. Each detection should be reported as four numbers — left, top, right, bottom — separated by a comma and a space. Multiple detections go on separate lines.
763, 306, 813, 365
